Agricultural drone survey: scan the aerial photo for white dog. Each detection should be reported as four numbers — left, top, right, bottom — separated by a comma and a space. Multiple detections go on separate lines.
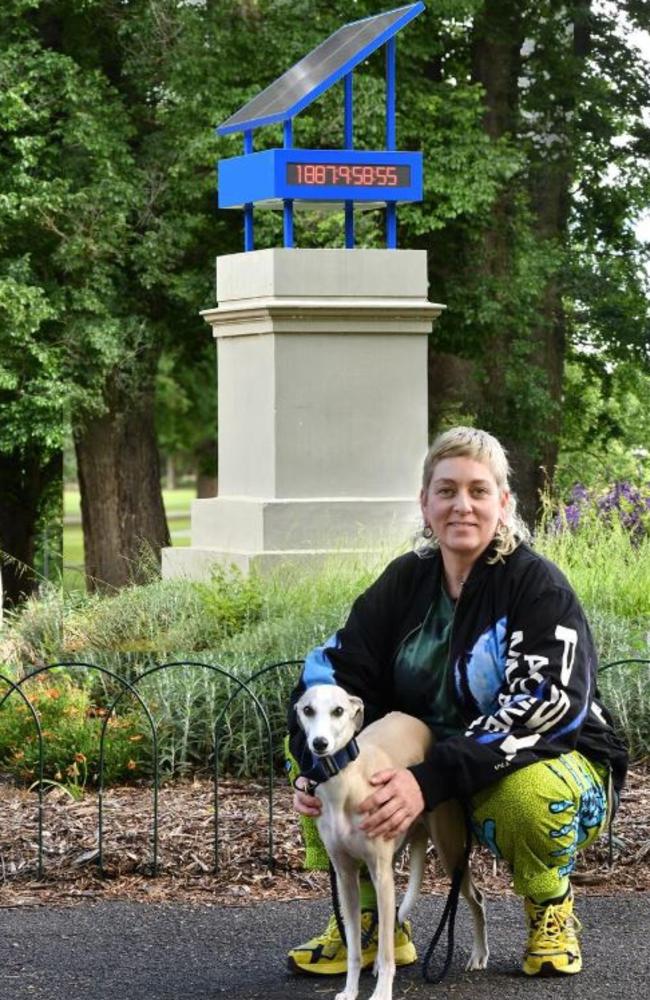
295, 683, 489, 1000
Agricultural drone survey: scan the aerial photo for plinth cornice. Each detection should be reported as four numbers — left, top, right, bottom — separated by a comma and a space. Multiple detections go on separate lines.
201, 297, 444, 337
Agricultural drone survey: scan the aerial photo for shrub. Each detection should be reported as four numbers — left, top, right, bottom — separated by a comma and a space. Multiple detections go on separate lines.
1, 538, 648, 779
537, 498, 650, 635
598, 660, 650, 762
194, 565, 264, 644
0, 668, 145, 788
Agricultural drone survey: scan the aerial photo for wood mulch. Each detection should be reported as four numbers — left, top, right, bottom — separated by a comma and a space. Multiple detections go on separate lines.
0, 763, 648, 909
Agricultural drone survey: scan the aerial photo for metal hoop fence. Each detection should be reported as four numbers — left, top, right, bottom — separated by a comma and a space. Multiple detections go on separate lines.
0, 658, 302, 880
0, 657, 647, 882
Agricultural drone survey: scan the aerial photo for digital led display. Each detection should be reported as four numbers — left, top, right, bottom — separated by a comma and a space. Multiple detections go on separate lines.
286, 162, 411, 188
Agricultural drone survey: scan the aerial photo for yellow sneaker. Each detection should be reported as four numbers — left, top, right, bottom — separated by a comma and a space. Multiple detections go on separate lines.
523, 888, 582, 976
287, 910, 417, 975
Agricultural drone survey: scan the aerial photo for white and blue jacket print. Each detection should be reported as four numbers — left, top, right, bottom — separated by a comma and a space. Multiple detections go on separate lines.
288, 542, 628, 809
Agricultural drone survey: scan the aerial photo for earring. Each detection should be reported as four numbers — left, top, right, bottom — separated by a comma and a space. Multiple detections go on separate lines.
423, 525, 433, 539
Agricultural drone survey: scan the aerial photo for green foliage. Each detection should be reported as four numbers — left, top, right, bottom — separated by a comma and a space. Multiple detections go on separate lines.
155, 347, 217, 479
195, 567, 264, 644
0, 552, 385, 776
599, 661, 650, 763
537, 506, 650, 629
0, 668, 144, 787
0, 28, 139, 427
557, 359, 650, 493
533, 495, 650, 756
2, 528, 649, 772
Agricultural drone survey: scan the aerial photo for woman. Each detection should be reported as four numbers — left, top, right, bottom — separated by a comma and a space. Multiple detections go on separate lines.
286, 427, 628, 978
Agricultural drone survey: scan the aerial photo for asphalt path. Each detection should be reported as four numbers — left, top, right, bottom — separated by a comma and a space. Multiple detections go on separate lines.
0, 894, 648, 1000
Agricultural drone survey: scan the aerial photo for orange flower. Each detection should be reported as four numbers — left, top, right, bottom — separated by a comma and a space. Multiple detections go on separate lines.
46, 688, 61, 699
126, 759, 137, 771
74, 753, 87, 764
128, 734, 143, 743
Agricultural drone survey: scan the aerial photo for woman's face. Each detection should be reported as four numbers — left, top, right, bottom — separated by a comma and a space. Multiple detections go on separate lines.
420, 456, 509, 566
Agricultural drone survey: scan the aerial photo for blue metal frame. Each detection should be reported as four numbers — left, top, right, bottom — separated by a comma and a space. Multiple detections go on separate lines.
217, 3, 425, 136
243, 131, 254, 251
216, 2, 426, 250
283, 120, 294, 248
344, 72, 354, 249
219, 149, 423, 209
385, 36, 397, 248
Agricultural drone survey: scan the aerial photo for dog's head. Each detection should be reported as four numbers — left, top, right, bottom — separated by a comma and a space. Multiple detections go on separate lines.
295, 684, 364, 757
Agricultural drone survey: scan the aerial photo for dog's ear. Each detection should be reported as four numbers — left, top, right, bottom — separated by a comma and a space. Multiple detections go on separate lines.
349, 695, 364, 733
293, 699, 306, 732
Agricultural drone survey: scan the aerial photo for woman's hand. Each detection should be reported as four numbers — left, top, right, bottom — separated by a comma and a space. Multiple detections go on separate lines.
357, 767, 424, 839
293, 778, 322, 817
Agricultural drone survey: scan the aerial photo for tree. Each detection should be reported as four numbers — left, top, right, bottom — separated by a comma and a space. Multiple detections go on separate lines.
62, 0, 289, 589
402, 0, 650, 520
0, 7, 82, 601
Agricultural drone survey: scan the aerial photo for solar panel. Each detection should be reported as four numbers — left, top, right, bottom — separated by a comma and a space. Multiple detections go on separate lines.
217, 3, 424, 135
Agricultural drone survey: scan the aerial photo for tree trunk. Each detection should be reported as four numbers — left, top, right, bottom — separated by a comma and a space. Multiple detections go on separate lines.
196, 474, 218, 499
74, 374, 170, 593
469, 3, 545, 520
0, 448, 62, 605
195, 437, 218, 499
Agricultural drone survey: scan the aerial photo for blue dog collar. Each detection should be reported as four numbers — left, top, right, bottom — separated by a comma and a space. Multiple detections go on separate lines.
300, 737, 360, 790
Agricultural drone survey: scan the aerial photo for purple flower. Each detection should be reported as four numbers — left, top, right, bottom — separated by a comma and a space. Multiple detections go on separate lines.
555, 480, 650, 542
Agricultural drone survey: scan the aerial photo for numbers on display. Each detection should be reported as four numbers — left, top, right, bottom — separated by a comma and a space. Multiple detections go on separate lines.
287, 162, 409, 187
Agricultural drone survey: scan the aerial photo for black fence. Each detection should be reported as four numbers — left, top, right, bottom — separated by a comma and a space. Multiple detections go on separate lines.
0, 657, 648, 882
0, 658, 302, 879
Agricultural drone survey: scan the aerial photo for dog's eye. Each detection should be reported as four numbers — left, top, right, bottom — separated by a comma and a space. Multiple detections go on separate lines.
332, 707, 344, 717
302, 705, 314, 717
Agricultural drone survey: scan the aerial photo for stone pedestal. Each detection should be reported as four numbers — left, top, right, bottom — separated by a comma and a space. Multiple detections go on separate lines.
162, 248, 442, 579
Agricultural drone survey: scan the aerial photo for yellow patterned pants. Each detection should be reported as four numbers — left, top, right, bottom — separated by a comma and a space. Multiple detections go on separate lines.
471, 751, 608, 901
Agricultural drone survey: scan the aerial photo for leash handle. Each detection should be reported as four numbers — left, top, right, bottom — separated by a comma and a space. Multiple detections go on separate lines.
421, 802, 473, 984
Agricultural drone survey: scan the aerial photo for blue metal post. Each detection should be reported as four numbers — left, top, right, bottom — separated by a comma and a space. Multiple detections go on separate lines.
344, 72, 354, 249
385, 38, 397, 249
283, 120, 294, 248
244, 130, 254, 251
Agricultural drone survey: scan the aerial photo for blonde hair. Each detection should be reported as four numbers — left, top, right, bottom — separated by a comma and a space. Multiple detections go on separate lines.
417, 426, 530, 561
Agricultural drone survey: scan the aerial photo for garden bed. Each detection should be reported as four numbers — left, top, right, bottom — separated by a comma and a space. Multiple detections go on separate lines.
0, 763, 648, 908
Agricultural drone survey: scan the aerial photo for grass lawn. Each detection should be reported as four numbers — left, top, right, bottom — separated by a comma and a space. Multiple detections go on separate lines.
64, 489, 193, 593
63, 488, 196, 519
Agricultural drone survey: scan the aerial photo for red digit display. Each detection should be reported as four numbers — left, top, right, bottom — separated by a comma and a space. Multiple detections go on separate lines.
286, 162, 411, 188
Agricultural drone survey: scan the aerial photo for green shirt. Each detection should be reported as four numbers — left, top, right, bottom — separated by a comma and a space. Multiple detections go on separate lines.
392, 584, 467, 739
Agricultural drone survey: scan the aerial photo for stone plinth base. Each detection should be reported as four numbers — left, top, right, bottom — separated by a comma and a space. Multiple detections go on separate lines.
162, 248, 439, 582
163, 495, 419, 578
162, 545, 392, 580
190, 496, 419, 550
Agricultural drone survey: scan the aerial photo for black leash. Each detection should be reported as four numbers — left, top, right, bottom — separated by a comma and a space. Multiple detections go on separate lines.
421, 803, 473, 984
329, 862, 347, 945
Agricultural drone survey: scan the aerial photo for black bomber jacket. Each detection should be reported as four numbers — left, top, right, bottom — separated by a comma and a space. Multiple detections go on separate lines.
288, 542, 628, 809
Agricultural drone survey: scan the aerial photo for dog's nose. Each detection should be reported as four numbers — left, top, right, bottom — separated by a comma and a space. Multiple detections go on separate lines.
312, 736, 329, 755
